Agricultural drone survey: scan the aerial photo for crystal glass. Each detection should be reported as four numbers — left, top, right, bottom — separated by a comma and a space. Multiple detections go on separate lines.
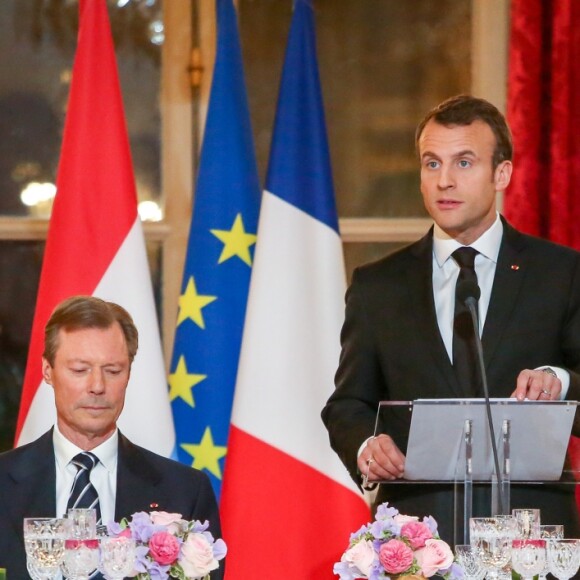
470, 516, 518, 580
66, 509, 97, 539
99, 537, 136, 580
455, 544, 485, 580
541, 525, 565, 539
512, 508, 541, 539
547, 539, 580, 580
511, 539, 546, 580
23, 517, 67, 580
61, 509, 99, 580
539, 524, 564, 580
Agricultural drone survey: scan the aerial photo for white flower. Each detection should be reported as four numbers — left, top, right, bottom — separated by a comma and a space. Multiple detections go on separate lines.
342, 539, 375, 577
179, 532, 219, 578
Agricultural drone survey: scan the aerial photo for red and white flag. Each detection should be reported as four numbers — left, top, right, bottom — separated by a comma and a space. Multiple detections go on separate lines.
221, 1, 369, 576
15, 0, 174, 456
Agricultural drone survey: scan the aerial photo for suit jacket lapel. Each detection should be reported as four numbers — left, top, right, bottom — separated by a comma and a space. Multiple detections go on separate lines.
408, 230, 466, 397
3, 430, 57, 533
115, 432, 162, 518
481, 220, 527, 374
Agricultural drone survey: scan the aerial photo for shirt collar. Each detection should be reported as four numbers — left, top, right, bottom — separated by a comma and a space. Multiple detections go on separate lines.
53, 423, 118, 474
433, 212, 503, 268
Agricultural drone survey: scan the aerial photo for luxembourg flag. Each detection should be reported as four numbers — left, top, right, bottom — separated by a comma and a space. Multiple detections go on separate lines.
15, 0, 174, 457
220, 1, 369, 576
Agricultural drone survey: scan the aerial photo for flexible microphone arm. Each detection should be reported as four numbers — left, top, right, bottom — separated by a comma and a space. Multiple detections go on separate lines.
457, 279, 504, 515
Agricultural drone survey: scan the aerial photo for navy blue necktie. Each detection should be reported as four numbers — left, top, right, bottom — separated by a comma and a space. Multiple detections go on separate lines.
66, 451, 102, 525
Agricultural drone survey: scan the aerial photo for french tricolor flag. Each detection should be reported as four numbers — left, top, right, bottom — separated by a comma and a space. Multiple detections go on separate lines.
15, 0, 174, 457
220, 1, 369, 576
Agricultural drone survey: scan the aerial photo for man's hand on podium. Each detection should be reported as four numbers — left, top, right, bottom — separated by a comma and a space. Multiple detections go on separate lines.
511, 367, 562, 401
358, 433, 405, 481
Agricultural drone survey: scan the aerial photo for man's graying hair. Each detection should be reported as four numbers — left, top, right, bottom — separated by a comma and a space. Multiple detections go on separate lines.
43, 295, 138, 366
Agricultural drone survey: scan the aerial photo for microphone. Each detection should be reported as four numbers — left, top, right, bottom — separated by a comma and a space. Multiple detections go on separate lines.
457, 278, 505, 514
457, 278, 481, 307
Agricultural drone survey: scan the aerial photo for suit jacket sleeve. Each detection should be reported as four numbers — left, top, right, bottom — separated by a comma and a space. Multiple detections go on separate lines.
321, 266, 386, 485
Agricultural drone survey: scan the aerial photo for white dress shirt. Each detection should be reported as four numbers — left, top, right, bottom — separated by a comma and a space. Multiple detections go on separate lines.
358, 213, 569, 459
432, 212, 569, 398
53, 425, 118, 525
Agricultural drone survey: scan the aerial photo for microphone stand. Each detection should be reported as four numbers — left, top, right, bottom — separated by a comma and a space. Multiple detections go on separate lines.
465, 297, 505, 515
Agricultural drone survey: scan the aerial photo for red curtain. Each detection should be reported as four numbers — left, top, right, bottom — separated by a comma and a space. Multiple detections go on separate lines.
506, 0, 580, 506
506, 0, 580, 245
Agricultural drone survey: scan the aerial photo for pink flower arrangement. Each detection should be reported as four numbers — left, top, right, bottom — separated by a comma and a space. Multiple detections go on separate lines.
107, 510, 227, 579
334, 503, 460, 580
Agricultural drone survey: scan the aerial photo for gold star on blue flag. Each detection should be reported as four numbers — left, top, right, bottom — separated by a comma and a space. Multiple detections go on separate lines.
168, 0, 260, 501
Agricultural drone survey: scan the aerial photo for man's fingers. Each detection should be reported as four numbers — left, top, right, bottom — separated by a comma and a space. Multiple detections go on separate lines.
359, 434, 405, 481
512, 369, 561, 401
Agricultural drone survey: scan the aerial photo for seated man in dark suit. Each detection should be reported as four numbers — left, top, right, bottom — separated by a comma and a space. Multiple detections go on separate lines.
322, 95, 580, 543
0, 295, 224, 578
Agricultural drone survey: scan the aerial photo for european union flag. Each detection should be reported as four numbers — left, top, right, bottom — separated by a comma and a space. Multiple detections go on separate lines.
168, 0, 261, 500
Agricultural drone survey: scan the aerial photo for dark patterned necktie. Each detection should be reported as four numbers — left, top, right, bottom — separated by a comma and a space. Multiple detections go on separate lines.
452, 247, 480, 396
66, 451, 102, 525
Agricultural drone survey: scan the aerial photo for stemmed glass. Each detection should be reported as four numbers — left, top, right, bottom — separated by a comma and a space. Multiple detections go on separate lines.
23, 517, 67, 580
511, 539, 546, 580
512, 509, 541, 539
470, 516, 518, 580
455, 544, 485, 580
99, 537, 136, 579
539, 524, 564, 580
547, 539, 580, 580
61, 509, 100, 580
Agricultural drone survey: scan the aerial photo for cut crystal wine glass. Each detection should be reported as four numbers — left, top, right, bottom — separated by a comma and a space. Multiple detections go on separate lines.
511, 539, 546, 580
455, 544, 485, 580
99, 537, 136, 580
470, 516, 518, 580
539, 524, 564, 580
61, 509, 99, 580
547, 539, 580, 580
23, 517, 67, 580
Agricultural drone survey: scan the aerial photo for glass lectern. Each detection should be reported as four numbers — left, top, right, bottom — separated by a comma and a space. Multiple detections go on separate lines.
368, 399, 580, 545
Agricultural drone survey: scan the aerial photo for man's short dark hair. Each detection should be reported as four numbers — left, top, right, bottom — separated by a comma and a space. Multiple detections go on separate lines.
43, 295, 138, 366
415, 94, 513, 169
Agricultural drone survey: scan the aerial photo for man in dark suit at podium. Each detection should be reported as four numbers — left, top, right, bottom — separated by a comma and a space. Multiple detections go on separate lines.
0, 296, 223, 578
322, 95, 580, 542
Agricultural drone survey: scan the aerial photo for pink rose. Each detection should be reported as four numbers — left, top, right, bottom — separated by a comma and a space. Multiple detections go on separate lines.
342, 540, 376, 576
180, 533, 219, 577
379, 539, 414, 574
150, 511, 185, 535
401, 521, 433, 549
414, 539, 454, 577
394, 514, 419, 526
148, 531, 181, 566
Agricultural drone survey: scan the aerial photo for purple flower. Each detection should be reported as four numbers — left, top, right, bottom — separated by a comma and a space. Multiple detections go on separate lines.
370, 517, 399, 539
375, 503, 398, 521
106, 520, 126, 537
145, 561, 171, 580
445, 561, 465, 580
133, 545, 152, 573
423, 515, 439, 536
213, 538, 228, 561
333, 560, 361, 580
368, 559, 385, 580
129, 512, 157, 543
350, 523, 371, 543
191, 519, 210, 534
134, 544, 171, 578
129, 512, 165, 544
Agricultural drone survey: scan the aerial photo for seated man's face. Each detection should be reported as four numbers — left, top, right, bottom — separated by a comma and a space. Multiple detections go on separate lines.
41, 322, 131, 449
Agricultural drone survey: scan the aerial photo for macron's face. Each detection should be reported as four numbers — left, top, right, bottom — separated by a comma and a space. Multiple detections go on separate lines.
42, 322, 130, 449
419, 119, 512, 245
